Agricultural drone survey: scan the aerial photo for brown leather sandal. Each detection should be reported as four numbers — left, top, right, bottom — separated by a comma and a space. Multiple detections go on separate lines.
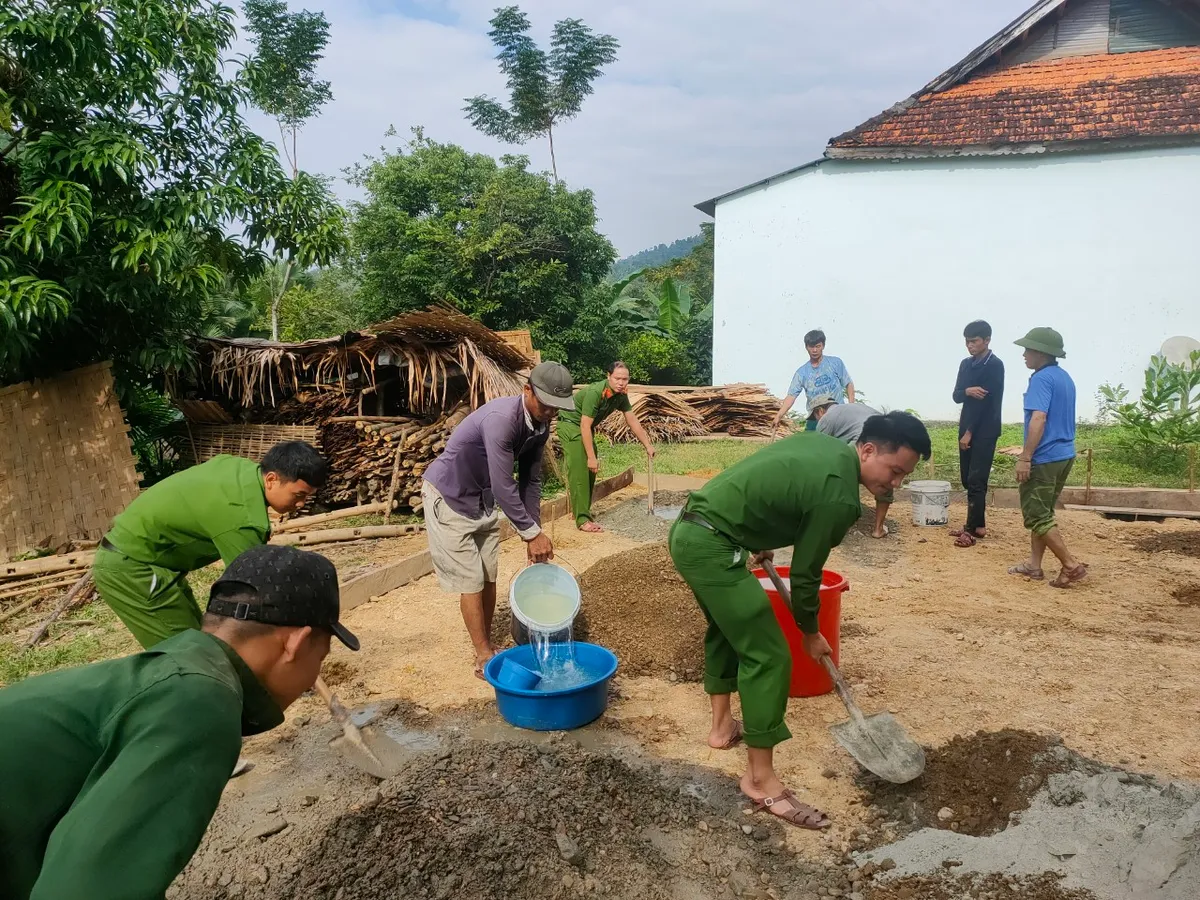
753, 790, 831, 830
1050, 563, 1088, 588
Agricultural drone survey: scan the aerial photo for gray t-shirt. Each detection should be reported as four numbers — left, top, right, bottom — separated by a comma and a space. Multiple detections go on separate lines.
816, 403, 879, 444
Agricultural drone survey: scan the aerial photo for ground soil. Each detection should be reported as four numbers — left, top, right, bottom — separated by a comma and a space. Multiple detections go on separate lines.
1130, 528, 1200, 558
860, 730, 1094, 840
594, 491, 692, 543
168, 491, 1200, 900
1172, 583, 1200, 607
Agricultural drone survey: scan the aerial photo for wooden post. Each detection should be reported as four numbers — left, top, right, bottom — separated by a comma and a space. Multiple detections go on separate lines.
23, 573, 93, 650
383, 444, 403, 524
1189, 445, 1196, 493
1085, 448, 1094, 506
647, 454, 655, 513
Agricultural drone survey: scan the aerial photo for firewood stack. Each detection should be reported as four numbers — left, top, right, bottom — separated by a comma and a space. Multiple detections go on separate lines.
317, 405, 470, 511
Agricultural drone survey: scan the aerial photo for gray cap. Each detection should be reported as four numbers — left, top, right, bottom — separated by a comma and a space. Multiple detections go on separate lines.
528, 361, 576, 410
806, 393, 837, 416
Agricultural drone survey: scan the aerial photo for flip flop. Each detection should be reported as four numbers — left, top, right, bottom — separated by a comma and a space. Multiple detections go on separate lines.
752, 790, 831, 830
1050, 563, 1088, 589
871, 525, 890, 539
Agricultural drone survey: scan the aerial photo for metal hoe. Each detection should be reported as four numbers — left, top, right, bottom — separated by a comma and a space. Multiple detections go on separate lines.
761, 561, 925, 784
314, 675, 408, 779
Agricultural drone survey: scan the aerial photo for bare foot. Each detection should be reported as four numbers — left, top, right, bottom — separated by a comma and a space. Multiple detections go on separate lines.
578, 521, 604, 533
473, 648, 496, 681
707, 719, 743, 750
871, 525, 890, 539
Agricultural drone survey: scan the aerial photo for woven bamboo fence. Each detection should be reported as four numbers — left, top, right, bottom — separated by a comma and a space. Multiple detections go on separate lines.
183, 424, 321, 465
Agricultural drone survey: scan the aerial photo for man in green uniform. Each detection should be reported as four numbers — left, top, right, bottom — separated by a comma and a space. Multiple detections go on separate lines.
557, 361, 655, 531
0, 544, 358, 900
92, 441, 327, 649
668, 412, 930, 829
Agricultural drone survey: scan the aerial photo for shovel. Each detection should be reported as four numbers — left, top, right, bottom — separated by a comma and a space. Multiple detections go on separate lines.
761, 561, 925, 784
314, 676, 408, 779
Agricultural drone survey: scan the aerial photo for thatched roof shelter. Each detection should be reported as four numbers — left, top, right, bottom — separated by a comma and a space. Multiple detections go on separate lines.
188, 306, 531, 414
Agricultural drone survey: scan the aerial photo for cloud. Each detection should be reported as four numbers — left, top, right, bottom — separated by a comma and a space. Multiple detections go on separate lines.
244, 0, 1035, 255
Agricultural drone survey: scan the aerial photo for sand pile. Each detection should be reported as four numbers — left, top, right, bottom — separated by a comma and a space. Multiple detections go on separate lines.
574, 543, 706, 681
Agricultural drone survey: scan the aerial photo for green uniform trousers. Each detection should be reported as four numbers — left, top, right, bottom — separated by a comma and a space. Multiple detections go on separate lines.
558, 424, 597, 527
668, 518, 792, 749
91, 547, 202, 649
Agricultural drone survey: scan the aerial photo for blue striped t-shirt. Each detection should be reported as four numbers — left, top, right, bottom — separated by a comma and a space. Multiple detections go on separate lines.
787, 356, 852, 404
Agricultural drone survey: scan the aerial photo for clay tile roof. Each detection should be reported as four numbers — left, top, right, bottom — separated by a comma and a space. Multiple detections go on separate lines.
829, 47, 1200, 152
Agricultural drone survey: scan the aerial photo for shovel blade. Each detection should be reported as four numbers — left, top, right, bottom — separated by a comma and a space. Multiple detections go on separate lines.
330, 724, 409, 779
830, 712, 926, 784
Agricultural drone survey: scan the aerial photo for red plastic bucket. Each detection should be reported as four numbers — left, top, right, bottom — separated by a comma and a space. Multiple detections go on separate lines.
752, 566, 848, 698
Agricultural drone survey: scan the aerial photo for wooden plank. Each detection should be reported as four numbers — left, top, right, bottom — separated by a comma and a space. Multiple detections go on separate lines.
1064, 504, 1200, 520
2, 552, 95, 580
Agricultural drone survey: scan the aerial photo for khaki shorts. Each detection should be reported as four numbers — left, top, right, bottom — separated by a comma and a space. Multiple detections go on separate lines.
422, 481, 501, 593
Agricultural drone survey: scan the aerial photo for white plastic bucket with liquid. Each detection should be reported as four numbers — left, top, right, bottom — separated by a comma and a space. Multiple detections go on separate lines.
509, 563, 581, 644
909, 480, 951, 526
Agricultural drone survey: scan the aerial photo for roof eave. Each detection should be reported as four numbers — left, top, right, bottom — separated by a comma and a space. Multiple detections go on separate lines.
693, 157, 826, 217
826, 133, 1200, 161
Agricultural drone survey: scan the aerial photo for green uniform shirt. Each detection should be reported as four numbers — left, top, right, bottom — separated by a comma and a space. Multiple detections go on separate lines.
0, 629, 283, 900
105, 455, 271, 572
685, 432, 862, 633
558, 380, 633, 436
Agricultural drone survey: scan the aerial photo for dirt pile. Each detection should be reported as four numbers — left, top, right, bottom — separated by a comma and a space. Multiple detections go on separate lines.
1133, 531, 1200, 558
862, 730, 1083, 839
574, 543, 706, 680
864, 872, 1095, 900
177, 737, 867, 900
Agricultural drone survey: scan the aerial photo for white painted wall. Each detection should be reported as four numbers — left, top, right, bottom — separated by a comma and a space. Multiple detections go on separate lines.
711, 147, 1200, 423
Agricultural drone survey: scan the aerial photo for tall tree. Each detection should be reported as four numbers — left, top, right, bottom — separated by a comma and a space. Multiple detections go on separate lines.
347, 130, 618, 377
0, 0, 340, 385
242, 0, 345, 339
464, 6, 618, 182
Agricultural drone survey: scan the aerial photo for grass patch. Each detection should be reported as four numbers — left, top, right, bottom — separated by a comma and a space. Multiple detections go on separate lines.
0, 599, 138, 687
592, 425, 1194, 490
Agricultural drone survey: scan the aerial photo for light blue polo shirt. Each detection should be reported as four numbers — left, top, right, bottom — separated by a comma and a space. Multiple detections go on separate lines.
1024, 364, 1076, 465
787, 356, 852, 404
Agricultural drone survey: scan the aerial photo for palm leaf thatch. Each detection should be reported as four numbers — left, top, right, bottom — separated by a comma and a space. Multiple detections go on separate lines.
191, 306, 529, 413
596, 383, 789, 443
598, 390, 708, 444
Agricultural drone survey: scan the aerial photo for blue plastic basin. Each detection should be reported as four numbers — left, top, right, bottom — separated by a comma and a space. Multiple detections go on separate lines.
484, 643, 618, 731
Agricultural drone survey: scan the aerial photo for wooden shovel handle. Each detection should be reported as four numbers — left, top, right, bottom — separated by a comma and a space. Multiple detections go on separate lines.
313, 675, 351, 727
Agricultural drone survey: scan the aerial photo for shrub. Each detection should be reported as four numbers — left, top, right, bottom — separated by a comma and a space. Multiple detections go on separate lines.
1099, 352, 1200, 472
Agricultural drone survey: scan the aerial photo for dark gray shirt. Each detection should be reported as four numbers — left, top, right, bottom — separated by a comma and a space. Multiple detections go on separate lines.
816, 403, 880, 444
424, 396, 548, 537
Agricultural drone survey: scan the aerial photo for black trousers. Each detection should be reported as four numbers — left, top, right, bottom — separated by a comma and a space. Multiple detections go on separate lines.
959, 433, 998, 532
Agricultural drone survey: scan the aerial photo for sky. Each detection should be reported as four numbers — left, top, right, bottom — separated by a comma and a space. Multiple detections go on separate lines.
240, 0, 1037, 257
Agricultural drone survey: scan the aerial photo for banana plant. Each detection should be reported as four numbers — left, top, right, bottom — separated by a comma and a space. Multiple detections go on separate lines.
610, 274, 699, 338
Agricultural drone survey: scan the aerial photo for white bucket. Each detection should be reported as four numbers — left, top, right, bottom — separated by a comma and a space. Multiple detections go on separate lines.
510, 563, 582, 635
909, 480, 951, 526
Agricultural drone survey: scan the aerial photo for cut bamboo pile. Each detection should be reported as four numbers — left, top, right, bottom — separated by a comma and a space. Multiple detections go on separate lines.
318, 404, 470, 511
597, 383, 788, 443
598, 391, 707, 444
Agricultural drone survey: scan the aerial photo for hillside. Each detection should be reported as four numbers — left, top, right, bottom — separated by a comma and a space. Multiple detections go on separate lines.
610, 235, 701, 280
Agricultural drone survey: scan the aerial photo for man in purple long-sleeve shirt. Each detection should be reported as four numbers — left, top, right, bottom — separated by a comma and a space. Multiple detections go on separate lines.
423, 362, 576, 678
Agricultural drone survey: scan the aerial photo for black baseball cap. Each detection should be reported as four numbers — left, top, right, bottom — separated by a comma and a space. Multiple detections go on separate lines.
528, 361, 576, 410
208, 545, 359, 650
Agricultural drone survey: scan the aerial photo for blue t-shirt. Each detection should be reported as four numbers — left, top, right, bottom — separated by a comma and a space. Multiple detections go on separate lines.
1024, 364, 1076, 465
787, 356, 852, 403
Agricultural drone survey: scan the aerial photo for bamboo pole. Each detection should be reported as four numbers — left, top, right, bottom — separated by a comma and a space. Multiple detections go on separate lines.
0, 595, 44, 626
0, 573, 80, 601
328, 416, 418, 424
1085, 448, 1094, 506
384, 444, 404, 525
23, 574, 94, 650
271, 524, 424, 547
275, 503, 389, 533
2, 552, 95, 581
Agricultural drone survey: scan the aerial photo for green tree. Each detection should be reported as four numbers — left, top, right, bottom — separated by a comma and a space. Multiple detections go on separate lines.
347, 130, 617, 375
464, 6, 618, 182
1100, 351, 1200, 471
0, 0, 336, 385
242, 0, 346, 340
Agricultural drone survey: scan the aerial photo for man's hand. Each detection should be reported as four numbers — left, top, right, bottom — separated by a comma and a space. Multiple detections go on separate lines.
959, 431, 972, 451
750, 550, 774, 567
801, 631, 832, 661
965, 386, 988, 400
1015, 459, 1032, 484
645, 444, 656, 460
586, 455, 600, 473
526, 532, 554, 563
